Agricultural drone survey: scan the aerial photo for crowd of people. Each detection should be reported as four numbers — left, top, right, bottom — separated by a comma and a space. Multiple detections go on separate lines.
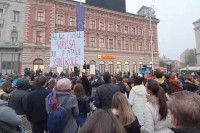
0, 70, 200, 133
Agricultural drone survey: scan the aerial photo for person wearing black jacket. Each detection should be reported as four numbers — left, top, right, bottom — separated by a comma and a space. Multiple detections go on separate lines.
168, 91, 200, 133
26, 76, 51, 133
94, 72, 120, 109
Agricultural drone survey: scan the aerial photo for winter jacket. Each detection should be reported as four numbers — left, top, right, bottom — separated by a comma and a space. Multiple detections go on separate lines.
9, 89, 28, 115
0, 106, 21, 133
155, 78, 170, 94
183, 80, 199, 92
124, 117, 141, 133
46, 92, 79, 133
141, 95, 173, 133
128, 85, 147, 125
75, 96, 90, 126
26, 87, 51, 122
94, 83, 120, 109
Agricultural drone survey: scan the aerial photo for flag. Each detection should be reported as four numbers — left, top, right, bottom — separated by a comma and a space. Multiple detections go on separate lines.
76, 3, 85, 31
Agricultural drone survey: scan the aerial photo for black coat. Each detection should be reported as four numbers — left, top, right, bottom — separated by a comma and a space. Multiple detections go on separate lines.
124, 117, 141, 133
94, 83, 120, 109
183, 81, 199, 92
26, 88, 51, 122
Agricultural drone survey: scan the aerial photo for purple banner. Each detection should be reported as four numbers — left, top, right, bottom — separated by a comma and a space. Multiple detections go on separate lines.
76, 3, 85, 31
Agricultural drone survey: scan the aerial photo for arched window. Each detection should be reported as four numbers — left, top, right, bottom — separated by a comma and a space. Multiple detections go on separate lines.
33, 58, 44, 72
125, 62, 129, 72
89, 60, 96, 75
117, 62, 122, 72
11, 31, 18, 43
132, 62, 137, 73
99, 61, 105, 74
108, 61, 114, 74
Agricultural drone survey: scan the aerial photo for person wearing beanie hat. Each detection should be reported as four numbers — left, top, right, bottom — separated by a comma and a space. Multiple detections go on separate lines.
46, 78, 79, 133
56, 78, 72, 93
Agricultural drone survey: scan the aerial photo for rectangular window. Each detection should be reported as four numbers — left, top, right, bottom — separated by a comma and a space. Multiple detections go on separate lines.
117, 25, 121, 32
139, 42, 143, 50
139, 29, 143, 35
69, 17, 75, 26
117, 40, 121, 49
13, 11, 20, 22
90, 37, 95, 47
36, 31, 43, 43
99, 38, 104, 48
132, 41, 136, 50
125, 40, 129, 50
132, 27, 136, 35
11, 31, 18, 43
99, 22, 104, 30
109, 24, 113, 31
57, 15, 64, 25
125, 26, 128, 34
37, 11, 44, 22
90, 20, 95, 29
109, 39, 113, 49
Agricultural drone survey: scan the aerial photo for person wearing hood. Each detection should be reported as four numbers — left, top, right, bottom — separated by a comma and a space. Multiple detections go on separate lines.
154, 71, 170, 94
168, 91, 200, 133
8, 79, 30, 115
128, 76, 147, 125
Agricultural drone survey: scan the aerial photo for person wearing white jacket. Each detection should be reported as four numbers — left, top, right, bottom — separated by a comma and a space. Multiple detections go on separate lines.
128, 76, 147, 125
141, 79, 173, 133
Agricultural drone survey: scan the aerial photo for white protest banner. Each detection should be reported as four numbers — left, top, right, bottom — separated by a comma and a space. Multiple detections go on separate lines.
50, 31, 84, 67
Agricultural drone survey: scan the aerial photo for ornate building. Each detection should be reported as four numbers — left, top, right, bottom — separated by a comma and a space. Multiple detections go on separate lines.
21, 0, 159, 75
0, 0, 27, 75
193, 19, 200, 65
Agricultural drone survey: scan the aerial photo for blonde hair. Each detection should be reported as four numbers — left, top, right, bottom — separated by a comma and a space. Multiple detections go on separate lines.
112, 92, 136, 126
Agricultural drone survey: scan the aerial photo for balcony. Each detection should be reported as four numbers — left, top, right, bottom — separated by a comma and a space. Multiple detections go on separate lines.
0, 19, 4, 27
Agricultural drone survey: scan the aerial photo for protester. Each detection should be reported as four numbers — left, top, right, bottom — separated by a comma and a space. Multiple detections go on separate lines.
154, 71, 170, 94
141, 79, 173, 133
80, 109, 126, 133
168, 91, 200, 133
26, 76, 51, 133
112, 92, 141, 133
73, 83, 90, 127
94, 72, 120, 109
47, 79, 56, 90
168, 74, 183, 93
8, 79, 29, 115
81, 75, 92, 96
183, 75, 199, 92
117, 76, 130, 98
46, 78, 79, 133
0, 106, 22, 133
128, 76, 147, 125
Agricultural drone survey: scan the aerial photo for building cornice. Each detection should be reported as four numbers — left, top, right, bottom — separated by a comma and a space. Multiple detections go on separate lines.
193, 19, 200, 25
32, 0, 159, 23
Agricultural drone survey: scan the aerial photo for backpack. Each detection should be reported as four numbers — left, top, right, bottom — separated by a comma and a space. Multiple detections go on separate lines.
47, 95, 70, 133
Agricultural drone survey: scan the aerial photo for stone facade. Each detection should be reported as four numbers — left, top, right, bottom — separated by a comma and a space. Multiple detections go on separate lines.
193, 19, 200, 65
0, 0, 27, 75
21, 0, 159, 75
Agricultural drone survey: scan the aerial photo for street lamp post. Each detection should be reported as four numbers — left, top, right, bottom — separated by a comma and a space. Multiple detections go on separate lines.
146, 6, 155, 73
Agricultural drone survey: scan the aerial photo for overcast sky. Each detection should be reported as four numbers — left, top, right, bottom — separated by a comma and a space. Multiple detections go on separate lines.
75, 0, 200, 61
